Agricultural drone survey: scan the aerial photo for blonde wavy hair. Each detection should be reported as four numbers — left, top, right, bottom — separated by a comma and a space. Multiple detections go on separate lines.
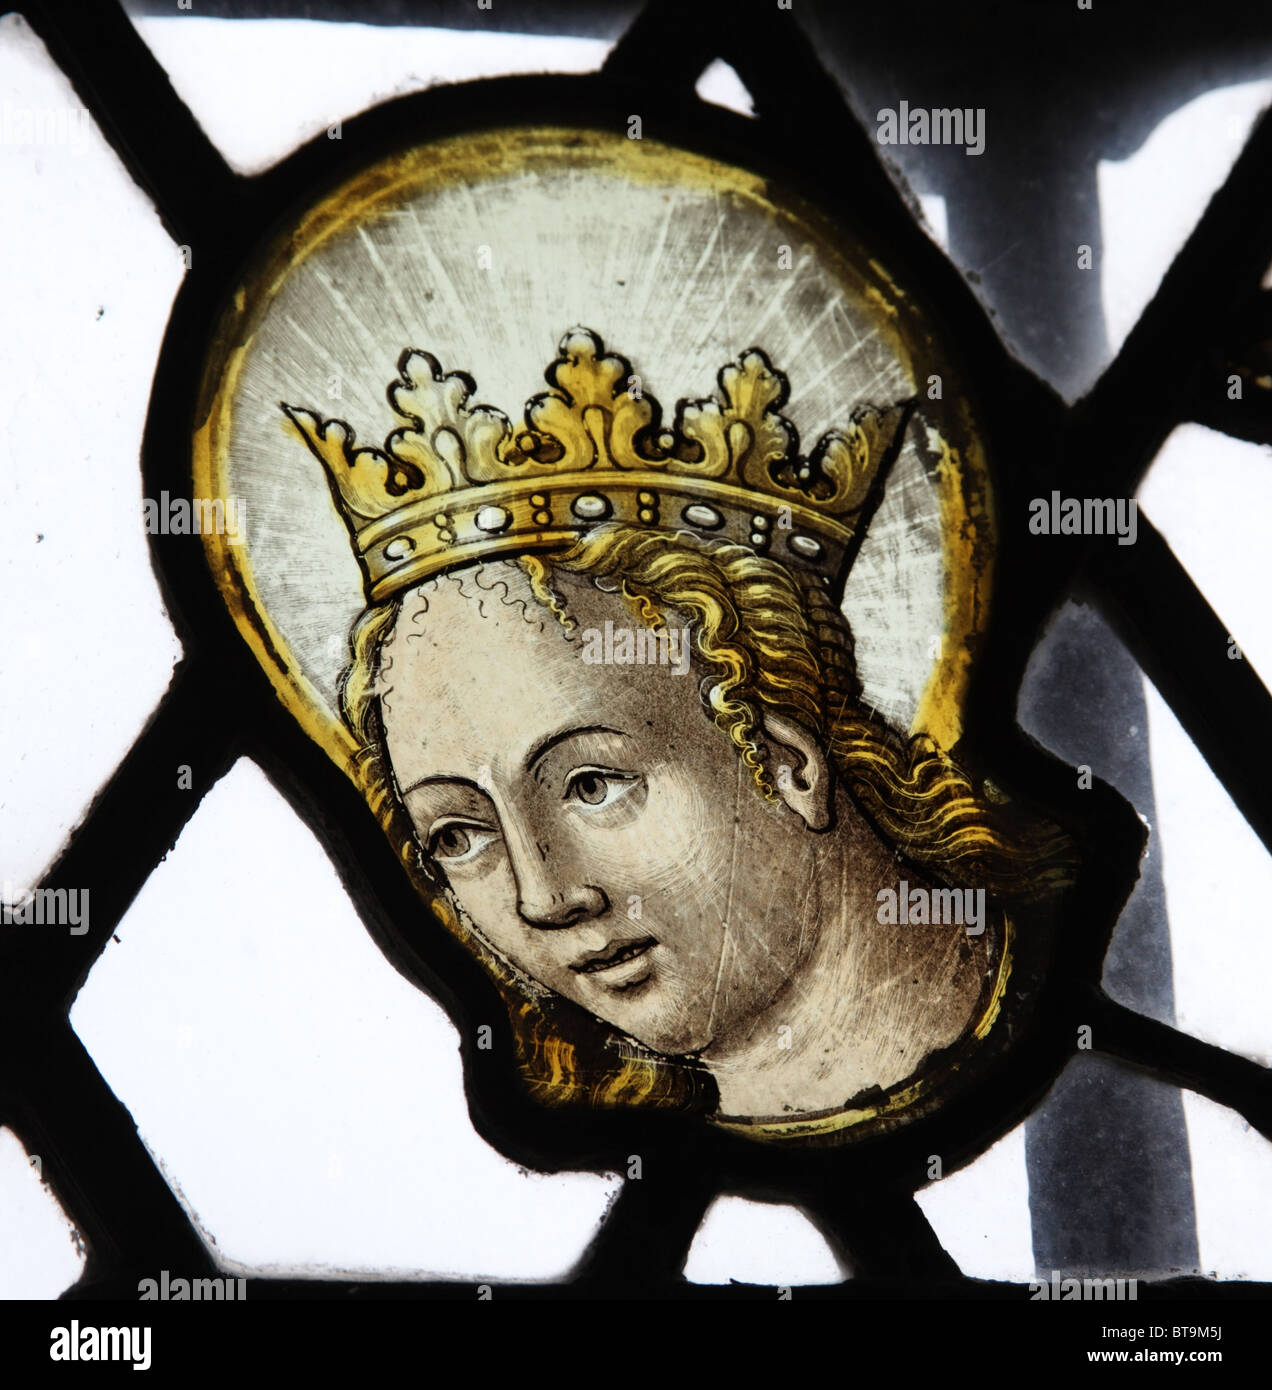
340, 524, 1074, 1114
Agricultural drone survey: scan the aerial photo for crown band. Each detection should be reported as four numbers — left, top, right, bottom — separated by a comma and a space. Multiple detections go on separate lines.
354, 472, 856, 602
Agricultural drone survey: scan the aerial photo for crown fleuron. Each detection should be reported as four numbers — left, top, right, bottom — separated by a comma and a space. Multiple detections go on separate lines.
282, 327, 912, 604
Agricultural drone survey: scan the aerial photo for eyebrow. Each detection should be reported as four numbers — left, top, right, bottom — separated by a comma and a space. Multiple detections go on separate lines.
399, 725, 629, 799
525, 724, 628, 779
399, 773, 480, 799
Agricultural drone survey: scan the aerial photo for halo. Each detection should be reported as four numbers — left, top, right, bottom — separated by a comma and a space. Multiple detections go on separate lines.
193, 126, 994, 789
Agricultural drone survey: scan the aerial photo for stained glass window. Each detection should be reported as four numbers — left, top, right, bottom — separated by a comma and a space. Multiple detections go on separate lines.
3, 0, 1269, 1369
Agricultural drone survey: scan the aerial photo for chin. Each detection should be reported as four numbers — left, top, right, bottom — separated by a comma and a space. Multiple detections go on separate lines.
615, 1005, 713, 1059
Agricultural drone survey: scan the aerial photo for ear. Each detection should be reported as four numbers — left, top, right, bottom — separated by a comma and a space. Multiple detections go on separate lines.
761, 712, 834, 831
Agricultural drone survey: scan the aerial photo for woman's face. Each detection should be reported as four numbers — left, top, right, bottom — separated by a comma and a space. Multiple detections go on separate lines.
377, 562, 830, 1058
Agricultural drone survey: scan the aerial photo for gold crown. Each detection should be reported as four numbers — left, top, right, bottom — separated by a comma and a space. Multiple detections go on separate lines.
282, 328, 912, 604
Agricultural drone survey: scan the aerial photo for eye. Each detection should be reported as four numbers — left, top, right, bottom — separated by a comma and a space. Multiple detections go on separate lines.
426, 820, 497, 864
564, 767, 638, 809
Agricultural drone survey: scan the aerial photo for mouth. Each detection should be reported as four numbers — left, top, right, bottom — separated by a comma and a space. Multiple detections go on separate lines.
570, 936, 657, 982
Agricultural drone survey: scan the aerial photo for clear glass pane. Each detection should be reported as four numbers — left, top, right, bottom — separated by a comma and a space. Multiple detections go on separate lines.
70, 759, 621, 1280
0, 1128, 86, 1299
916, 1121, 1034, 1282
1099, 80, 1272, 359
1143, 678, 1272, 1067
1183, 1091, 1272, 1280
124, 9, 622, 175
684, 1198, 845, 1285
0, 14, 182, 899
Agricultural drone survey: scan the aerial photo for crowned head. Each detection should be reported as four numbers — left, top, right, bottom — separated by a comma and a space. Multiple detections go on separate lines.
278, 327, 1071, 1125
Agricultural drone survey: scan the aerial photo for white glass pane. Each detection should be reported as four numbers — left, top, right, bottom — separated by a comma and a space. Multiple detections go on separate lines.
1138, 423, 1272, 683
1143, 678, 1272, 1068
1183, 1091, 1272, 1280
130, 16, 614, 176
694, 59, 755, 118
684, 1197, 844, 1286
0, 14, 182, 900
1099, 79, 1272, 358
917, 193, 949, 251
70, 759, 620, 1280
0, 1128, 86, 1299
916, 1121, 1034, 1282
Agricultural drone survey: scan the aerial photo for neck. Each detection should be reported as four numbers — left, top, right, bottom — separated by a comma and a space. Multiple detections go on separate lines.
701, 789, 993, 1120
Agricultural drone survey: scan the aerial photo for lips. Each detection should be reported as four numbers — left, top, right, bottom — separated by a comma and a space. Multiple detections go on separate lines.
570, 936, 657, 976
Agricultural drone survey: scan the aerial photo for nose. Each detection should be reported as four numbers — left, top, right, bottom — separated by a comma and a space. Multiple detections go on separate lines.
520, 885, 609, 929
503, 821, 609, 929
